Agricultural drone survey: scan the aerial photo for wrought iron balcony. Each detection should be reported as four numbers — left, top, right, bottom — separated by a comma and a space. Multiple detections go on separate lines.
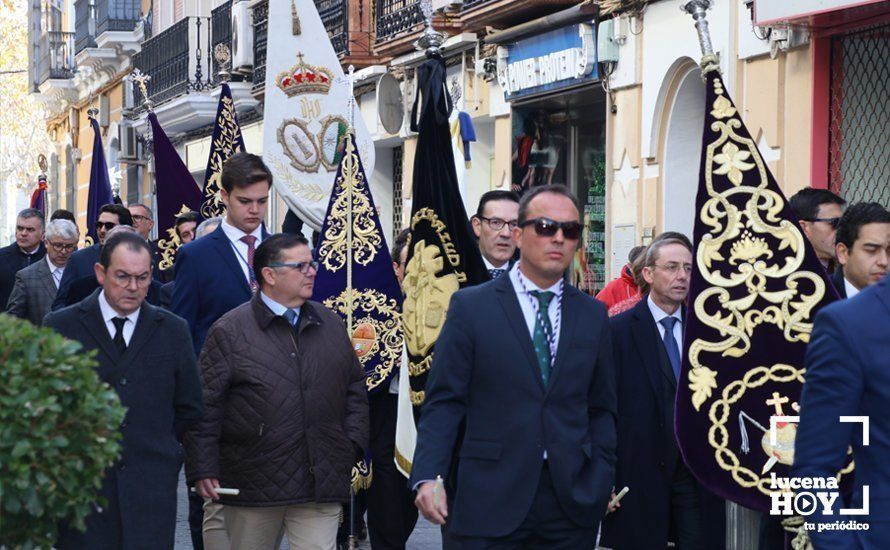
37, 31, 76, 85
252, 0, 269, 92
211, 0, 233, 77
132, 16, 215, 108
96, 0, 141, 35
75, 0, 96, 54
375, 0, 424, 44
316, 0, 349, 56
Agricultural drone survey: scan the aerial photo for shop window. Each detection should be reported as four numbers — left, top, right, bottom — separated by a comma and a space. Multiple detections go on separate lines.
829, 23, 890, 207
511, 88, 607, 294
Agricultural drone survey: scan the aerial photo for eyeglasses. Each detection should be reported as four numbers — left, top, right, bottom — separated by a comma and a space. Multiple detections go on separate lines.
95, 221, 118, 231
804, 217, 841, 229
110, 271, 152, 287
519, 217, 582, 240
130, 215, 151, 223
268, 260, 320, 274
48, 241, 77, 253
477, 216, 518, 232
653, 263, 693, 275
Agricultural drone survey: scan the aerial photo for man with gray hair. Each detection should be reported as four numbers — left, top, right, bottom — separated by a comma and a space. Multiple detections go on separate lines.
7, 219, 79, 325
195, 217, 223, 240
1, 208, 47, 309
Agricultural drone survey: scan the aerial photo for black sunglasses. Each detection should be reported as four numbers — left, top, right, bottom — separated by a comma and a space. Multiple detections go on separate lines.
804, 217, 841, 229
95, 221, 118, 231
519, 217, 582, 240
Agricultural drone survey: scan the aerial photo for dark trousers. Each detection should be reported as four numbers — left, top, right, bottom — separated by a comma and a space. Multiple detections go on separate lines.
669, 464, 706, 550
58, 473, 122, 549
188, 484, 204, 550
450, 463, 597, 549
758, 513, 785, 550
366, 390, 418, 549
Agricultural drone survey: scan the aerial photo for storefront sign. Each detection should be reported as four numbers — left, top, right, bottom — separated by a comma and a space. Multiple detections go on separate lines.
754, 0, 886, 25
498, 23, 597, 101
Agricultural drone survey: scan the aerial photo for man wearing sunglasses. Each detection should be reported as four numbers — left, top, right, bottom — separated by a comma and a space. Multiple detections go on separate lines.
789, 188, 846, 273
187, 233, 367, 550
53, 203, 133, 311
6, 219, 79, 325
471, 190, 520, 280
412, 184, 616, 547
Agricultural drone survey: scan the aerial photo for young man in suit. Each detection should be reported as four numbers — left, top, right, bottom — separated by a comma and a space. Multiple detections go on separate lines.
831, 202, 890, 299
6, 219, 79, 325
471, 190, 520, 280
53, 203, 133, 310
172, 153, 271, 549
412, 184, 617, 547
793, 272, 890, 548
0, 208, 47, 308
45, 231, 202, 549
600, 235, 717, 550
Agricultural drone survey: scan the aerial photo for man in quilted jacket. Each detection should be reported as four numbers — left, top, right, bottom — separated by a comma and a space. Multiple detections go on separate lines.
185, 233, 368, 549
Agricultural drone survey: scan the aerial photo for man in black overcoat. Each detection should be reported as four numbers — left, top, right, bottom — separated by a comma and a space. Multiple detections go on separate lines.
45, 231, 203, 549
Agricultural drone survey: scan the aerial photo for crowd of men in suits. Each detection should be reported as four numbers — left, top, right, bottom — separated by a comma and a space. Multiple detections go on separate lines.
2, 154, 889, 549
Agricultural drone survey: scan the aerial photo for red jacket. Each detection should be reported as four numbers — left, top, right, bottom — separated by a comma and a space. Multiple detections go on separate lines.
596, 264, 638, 310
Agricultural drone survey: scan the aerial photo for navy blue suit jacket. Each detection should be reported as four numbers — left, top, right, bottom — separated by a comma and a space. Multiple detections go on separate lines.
52, 244, 101, 311
171, 224, 268, 356
792, 275, 890, 549
410, 273, 617, 538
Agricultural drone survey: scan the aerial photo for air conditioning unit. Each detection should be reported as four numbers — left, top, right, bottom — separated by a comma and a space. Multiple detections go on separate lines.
232, 0, 254, 74
119, 124, 138, 160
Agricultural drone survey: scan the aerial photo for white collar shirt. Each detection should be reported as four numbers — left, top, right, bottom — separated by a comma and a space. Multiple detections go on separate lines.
98, 290, 140, 346
647, 295, 683, 353
221, 218, 263, 283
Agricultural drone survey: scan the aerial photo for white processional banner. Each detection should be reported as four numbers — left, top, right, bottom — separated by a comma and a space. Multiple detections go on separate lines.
262, 0, 376, 231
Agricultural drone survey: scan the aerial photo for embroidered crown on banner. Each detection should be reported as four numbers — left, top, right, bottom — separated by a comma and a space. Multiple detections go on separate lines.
276, 52, 334, 97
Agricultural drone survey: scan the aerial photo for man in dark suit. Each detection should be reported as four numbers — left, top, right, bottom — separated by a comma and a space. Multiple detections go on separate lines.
831, 202, 890, 300
412, 184, 616, 547
789, 188, 845, 273
792, 273, 890, 548
45, 231, 202, 549
0, 208, 47, 308
128, 203, 164, 282
6, 219, 79, 324
53, 203, 133, 310
601, 235, 720, 550
171, 153, 272, 549
471, 190, 520, 280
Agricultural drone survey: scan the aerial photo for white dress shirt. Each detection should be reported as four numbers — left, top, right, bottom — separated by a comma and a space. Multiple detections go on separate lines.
98, 290, 140, 346
220, 218, 264, 283
843, 278, 860, 299
482, 255, 509, 272
46, 255, 65, 289
509, 263, 563, 351
647, 295, 683, 353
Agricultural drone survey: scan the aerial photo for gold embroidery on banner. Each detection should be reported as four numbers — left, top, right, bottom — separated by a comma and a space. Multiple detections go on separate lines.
323, 289, 402, 392
201, 94, 244, 219
687, 75, 843, 498
409, 390, 426, 406
278, 118, 322, 173
408, 355, 433, 377
276, 52, 333, 97
402, 241, 460, 358
267, 156, 325, 202
319, 115, 349, 172
157, 204, 193, 270
351, 459, 372, 491
317, 139, 382, 271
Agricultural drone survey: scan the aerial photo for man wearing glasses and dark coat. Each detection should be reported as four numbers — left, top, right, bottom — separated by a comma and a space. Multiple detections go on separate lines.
45, 230, 203, 549
412, 184, 617, 547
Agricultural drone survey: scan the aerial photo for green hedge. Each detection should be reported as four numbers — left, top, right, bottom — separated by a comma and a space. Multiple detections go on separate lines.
0, 314, 126, 549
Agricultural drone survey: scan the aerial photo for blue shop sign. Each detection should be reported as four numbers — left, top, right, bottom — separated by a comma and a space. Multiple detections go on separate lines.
498, 23, 598, 101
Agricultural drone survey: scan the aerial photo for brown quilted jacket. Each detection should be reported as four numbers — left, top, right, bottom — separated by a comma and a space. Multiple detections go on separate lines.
185, 294, 368, 506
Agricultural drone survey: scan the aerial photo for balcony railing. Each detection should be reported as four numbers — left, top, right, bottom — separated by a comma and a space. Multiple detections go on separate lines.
252, 0, 269, 91
132, 16, 215, 108
211, 1, 233, 78
316, 0, 349, 56
38, 31, 76, 85
75, 0, 96, 54
375, 0, 423, 44
96, 0, 141, 35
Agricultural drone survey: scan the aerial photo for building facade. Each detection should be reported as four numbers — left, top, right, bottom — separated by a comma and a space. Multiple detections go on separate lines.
28, 0, 890, 290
